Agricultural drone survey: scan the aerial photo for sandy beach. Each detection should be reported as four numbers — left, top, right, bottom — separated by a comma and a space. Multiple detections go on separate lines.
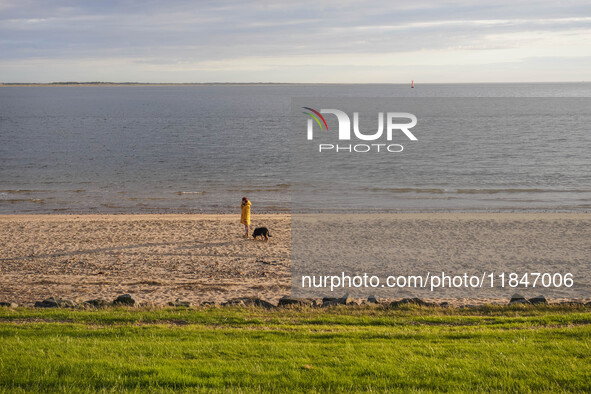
1, 213, 590, 306
0, 214, 290, 306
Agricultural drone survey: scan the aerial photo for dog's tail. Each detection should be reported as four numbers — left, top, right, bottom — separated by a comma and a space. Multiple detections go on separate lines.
268, 231, 272, 237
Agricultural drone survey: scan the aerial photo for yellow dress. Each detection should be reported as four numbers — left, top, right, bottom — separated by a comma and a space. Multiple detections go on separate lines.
240, 201, 251, 225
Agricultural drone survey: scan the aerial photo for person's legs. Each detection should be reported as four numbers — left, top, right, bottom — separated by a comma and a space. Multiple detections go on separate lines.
244, 224, 249, 237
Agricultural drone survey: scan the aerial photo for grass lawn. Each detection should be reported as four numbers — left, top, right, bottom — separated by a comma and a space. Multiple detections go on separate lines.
0, 304, 590, 392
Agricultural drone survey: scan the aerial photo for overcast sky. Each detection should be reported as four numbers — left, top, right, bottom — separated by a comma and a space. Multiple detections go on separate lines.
1, 0, 590, 83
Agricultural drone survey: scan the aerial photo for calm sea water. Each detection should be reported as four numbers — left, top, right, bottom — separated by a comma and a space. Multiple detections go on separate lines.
1, 83, 590, 213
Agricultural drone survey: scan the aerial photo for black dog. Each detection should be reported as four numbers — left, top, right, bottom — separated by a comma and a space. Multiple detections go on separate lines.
252, 227, 272, 241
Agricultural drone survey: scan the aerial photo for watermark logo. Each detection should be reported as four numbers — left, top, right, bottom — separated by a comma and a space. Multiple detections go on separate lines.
303, 107, 417, 153
302, 107, 329, 132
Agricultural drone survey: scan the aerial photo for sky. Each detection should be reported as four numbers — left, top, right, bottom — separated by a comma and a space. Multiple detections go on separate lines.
1, 0, 590, 83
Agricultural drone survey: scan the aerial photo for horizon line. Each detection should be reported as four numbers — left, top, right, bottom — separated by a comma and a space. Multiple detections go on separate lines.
1, 81, 589, 86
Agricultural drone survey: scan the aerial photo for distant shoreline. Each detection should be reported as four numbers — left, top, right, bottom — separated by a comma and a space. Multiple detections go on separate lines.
1, 81, 588, 87
0, 82, 301, 87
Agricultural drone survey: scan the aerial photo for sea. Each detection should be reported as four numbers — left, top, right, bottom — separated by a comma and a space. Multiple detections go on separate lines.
1, 83, 590, 214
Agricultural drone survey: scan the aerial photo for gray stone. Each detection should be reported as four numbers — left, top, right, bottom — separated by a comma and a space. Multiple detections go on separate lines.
322, 294, 358, 307
113, 294, 135, 306
439, 302, 450, 308
509, 293, 530, 305
277, 296, 316, 307
337, 294, 358, 305
34, 297, 75, 308
35, 299, 57, 308
0, 302, 17, 308
528, 295, 548, 305
367, 295, 382, 304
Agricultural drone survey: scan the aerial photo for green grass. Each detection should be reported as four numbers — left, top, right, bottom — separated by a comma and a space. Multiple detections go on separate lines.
0, 305, 590, 392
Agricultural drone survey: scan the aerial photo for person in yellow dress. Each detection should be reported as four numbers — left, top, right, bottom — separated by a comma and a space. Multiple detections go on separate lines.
240, 197, 251, 238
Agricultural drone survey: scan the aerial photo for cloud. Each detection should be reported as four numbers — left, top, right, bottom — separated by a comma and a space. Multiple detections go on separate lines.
0, 0, 590, 82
